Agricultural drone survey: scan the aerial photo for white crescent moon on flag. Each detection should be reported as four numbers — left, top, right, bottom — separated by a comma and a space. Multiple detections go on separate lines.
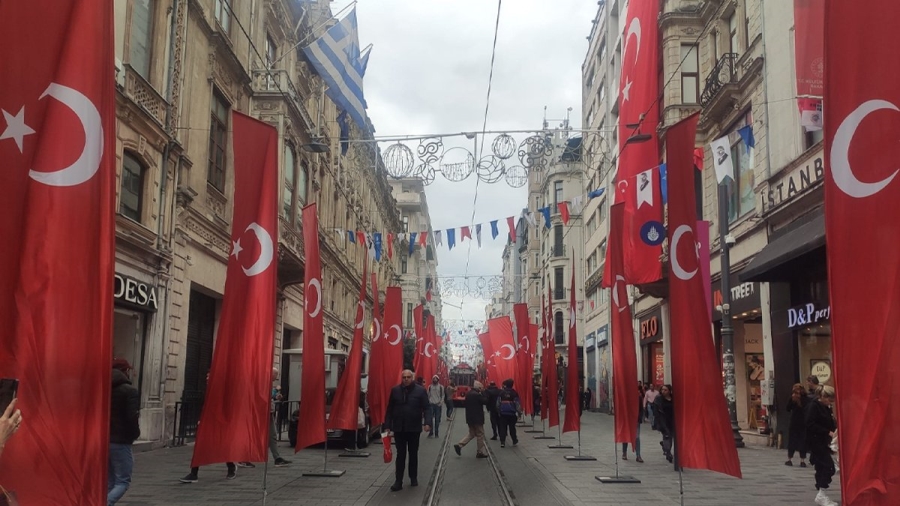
355, 301, 365, 329
306, 278, 322, 318
520, 335, 530, 353
569, 307, 576, 328
670, 225, 698, 281
831, 99, 900, 198
29, 83, 103, 187
424, 342, 436, 358
500, 344, 516, 360
626, 18, 641, 65
372, 319, 382, 341
241, 223, 274, 276
612, 275, 626, 313
388, 324, 403, 346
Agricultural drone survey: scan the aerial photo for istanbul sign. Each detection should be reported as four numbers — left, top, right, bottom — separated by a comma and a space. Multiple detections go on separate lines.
760, 148, 824, 214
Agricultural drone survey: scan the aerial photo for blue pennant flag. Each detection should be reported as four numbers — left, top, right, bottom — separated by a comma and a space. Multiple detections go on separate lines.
374, 232, 382, 261
539, 207, 551, 229
348, 230, 355, 244
302, 9, 369, 128
408, 232, 417, 255
490, 220, 499, 239
738, 125, 756, 148
659, 163, 668, 204
587, 188, 605, 199
447, 229, 456, 250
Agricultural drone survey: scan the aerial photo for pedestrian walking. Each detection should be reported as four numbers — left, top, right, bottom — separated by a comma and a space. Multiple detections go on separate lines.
621, 383, 644, 463
643, 383, 659, 425
180, 372, 235, 483
384, 369, 431, 492
484, 381, 501, 440
108, 358, 140, 505
532, 384, 541, 422
445, 381, 457, 421
496, 379, 521, 448
806, 375, 820, 400
426, 375, 444, 438
785, 383, 809, 468
653, 384, 675, 463
806, 385, 837, 506
237, 367, 292, 469
453, 381, 488, 459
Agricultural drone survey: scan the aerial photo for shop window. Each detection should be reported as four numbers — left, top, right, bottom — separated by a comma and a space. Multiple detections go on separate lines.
120, 152, 146, 222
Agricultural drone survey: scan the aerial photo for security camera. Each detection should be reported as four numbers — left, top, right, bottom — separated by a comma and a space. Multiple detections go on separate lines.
725, 234, 736, 245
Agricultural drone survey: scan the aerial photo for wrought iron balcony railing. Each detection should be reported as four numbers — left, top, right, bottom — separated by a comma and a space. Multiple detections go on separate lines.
700, 52, 738, 107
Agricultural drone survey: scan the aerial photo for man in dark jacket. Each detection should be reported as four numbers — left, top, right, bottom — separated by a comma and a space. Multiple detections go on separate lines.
453, 381, 488, 458
384, 369, 431, 492
496, 379, 521, 448
484, 381, 501, 440
109, 358, 140, 505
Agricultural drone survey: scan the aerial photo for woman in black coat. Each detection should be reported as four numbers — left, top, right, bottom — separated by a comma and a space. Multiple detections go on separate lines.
653, 384, 675, 463
785, 383, 808, 467
806, 385, 837, 505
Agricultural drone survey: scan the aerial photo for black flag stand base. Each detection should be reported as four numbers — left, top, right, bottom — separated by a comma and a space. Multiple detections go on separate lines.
533, 419, 555, 439
548, 425, 573, 449
564, 431, 596, 461
339, 432, 371, 458
595, 438, 640, 484
302, 438, 346, 478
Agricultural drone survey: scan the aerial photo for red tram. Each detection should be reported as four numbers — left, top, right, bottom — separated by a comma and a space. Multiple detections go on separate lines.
449, 362, 476, 406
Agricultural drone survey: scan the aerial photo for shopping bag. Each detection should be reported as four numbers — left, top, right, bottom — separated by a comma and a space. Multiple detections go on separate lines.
382, 432, 393, 463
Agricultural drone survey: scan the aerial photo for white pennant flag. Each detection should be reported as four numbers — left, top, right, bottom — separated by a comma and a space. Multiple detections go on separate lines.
366, 233, 376, 259
524, 211, 537, 227
475, 224, 482, 248
435, 230, 443, 246
637, 167, 655, 208
397, 233, 406, 243
570, 195, 585, 215
710, 135, 734, 184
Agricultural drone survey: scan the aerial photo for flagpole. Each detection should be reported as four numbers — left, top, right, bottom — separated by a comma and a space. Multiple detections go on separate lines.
534, 417, 554, 440
564, 429, 597, 461
262, 458, 269, 506
301, 415, 345, 478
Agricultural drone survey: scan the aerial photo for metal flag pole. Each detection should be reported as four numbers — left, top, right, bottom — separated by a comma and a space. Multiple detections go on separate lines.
565, 429, 596, 461
534, 416, 554, 440
262, 458, 269, 506
340, 419, 371, 458
548, 422, 573, 449
302, 415, 345, 477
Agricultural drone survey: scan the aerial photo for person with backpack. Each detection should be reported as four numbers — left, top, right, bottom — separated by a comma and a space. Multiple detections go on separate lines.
484, 381, 502, 440
496, 378, 521, 448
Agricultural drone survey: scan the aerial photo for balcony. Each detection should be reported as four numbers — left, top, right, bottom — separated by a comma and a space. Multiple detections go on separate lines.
251, 68, 314, 132
277, 215, 304, 288
394, 191, 421, 208
121, 64, 168, 128
700, 53, 738, 108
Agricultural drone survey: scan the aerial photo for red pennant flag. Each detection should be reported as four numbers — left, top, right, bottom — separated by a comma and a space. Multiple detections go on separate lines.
514, 303, 533, 414
563, 260, 580, 433
192, 112, 279, 467
826, 2, 900, 500
545, 282, 560, 428
558, 202, 570, 225
607, 203, 640, 448
693, 147, 705, 171
460, 226, 472, 241
368, 275, 387, 428
419, 231, 428, 246
356, 230, 366, 247
380, 287, 406, 402
0, 1, 115, 501
617, 0, 662, 285
327, 261, 367, 432
667, 113, 741, 477
297, 204, 327, 451
387, 232, 394, 259
487, 317, 517, 385
507, 216, 516, 242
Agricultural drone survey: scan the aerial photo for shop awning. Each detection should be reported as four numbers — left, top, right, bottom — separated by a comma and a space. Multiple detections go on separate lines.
739, 213, 826, 282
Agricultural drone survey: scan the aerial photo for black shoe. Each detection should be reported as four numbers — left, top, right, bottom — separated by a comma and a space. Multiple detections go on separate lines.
490, 436, 498, 440
476, 453, 488, 458
237, 462, 255, 468
180, 473, 198, 483
500, 442, 506, 448
226, 470, 236, 480
512, 440, 518, 446
454, 444, 462, 456
410, 479, 418, 487
390, 481, 403, 492
274, 458, 292, 467
784, 460, 793, 466
800, 462, 807, 468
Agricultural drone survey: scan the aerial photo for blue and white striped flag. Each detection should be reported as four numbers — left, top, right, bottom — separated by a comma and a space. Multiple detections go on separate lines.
303, 9, 370, 128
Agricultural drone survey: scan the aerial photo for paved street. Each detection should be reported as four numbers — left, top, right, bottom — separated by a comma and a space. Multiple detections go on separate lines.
120, 411, 840, 505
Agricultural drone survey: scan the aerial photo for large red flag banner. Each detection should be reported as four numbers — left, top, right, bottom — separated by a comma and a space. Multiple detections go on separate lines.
368, 275, 387, 428
545, 283, 560, 428
540, 291, 550, 421
667, 113, 741, 478
562, 262, 581, 433
477, 332, 497, 383
327, 262, 367, 432
825, 2, 900, 501
513, 303, 533, 414
606, 204, 639, 447
297, 204, 327, 451
794, 0, 824, 97
421, 315, 439, 383
191, 112, 279, 467
379, 287, 406, 414
0, 1, 115, 502
412, 304, 425, 377
617, 0, 661, 284
487, 317, 518, 384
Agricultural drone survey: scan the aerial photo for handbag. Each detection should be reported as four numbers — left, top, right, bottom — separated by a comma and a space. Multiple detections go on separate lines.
382, 432, 393, 463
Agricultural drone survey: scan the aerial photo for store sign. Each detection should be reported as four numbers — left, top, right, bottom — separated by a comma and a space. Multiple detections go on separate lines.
639, 308, 663, 344
787, 302, 831, 329
760, 148, 824, 214
597, 326, 608, 346
810, 360, 832, 384
585, 333, 596, 350
712, 274, 760, 320
114, 274, 158, 312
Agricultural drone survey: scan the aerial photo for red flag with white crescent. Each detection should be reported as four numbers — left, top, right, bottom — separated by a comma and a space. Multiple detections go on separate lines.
563, 259, 580, 433
192, 112, 279, 467
514, 303, 533, 414
380, 287, 406, 402
487, 317, 517, 385
0, 1, 115, 502
825, 1, 900, 501
368, 274, 387, 428
297, 204, 327, 451
327, 261, 367, 432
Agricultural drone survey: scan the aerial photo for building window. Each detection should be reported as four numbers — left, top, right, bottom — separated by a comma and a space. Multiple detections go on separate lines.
401, 256, 408, 274
406, 303, 413, 328
120, 152, 145, 222
129, 0, 155, 79
681, 45, 699, 104
804, 129, 825, 151
283, 144, 296, 218
599, 240, 607, 266
214, 0, 231, 35
426, 246, 434, 262
402, 216, 409, 232
554, 267, 564, 300
554, 311, 564, 344
553, 224, 563, 257
266, 34, 277, 68
729, 12, 739, 55
711, 29, 719, 61
554, 180, 563, 205
695, 167, 704, 220
208, 89, 229, 192
725, 112, 755, 223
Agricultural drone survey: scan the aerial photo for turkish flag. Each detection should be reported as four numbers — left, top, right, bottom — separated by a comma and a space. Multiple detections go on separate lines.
607, 203, 639, 448
378, 286, 406, 422
460, 226, 472, 242
617, 0, 662, 284
667, 113, 741, 478
825, 2, 900, 502
420, 315, 438, 382
368, 274, 387, 428
412, 304, 425, 377
514, 303, 533, 414
563, 262, 581, 433
544, 283, 560, 428
297, 204, 327, 451
487, 317, 517, 385
477, 333, 496, 383
0, 1, 115, 503
327, 261, 367, 432
191, 112, 279, 467
540, 291, 550, 421
528, 324, 538, 414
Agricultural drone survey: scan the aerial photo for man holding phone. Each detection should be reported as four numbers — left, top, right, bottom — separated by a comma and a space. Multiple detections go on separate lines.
109, 358, 140, 505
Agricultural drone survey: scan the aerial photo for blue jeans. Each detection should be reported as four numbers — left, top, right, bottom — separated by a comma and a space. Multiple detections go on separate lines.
107, 443, 133, 505
428, 404, 442, 436
621, 422, 642, 458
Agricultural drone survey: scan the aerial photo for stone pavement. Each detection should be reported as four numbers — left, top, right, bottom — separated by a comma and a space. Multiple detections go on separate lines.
120, 411, 841, 505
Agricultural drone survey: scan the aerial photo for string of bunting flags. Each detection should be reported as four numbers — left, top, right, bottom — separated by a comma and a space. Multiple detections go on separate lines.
334, 189, 606, 260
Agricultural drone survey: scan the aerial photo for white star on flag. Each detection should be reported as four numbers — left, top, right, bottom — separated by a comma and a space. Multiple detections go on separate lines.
1, 107, 36, 153
231, 238, 243, 259
622, 79, 633, 102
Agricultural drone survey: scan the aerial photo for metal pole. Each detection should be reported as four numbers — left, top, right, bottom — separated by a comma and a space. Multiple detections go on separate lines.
718, 182, 745, 448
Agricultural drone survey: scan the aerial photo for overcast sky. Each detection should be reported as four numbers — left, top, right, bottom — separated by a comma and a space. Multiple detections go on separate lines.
341, 0, 597, 331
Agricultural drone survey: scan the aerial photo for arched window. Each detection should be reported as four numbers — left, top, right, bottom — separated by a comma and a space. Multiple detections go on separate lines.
554, 311, 564, 345
283, 144, 296, 218
120, 151, 145, 222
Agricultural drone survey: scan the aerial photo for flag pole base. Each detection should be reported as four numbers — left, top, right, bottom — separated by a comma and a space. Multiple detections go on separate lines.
564, 455, 597, 461
595, 475, 641, 484
524, 429, 543, 433
548, 444, 574, 449
302, 470, 346, 477
533, 435, 555, 439
338, 449, 370, 458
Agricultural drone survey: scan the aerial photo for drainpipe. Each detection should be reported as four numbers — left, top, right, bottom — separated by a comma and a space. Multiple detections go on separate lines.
760, 0, 773, 181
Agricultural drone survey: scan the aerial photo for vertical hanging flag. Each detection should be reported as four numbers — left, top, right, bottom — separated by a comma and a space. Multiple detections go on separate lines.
622, 166, 664, 283
570, 195, 585, 215
435, 230, 442, 246
793, 0, 824, 98
825, 2, 900, 501
348, 230, 356, 243
327, 260, 367, 432
563, 258, 580, 433
513, 303, 533, 415
667, 113, 741, 478
297, 204, 327, 451
487, 317, 518, 385
460, 226, 472, 242
490, 219, 500, 239
738, 125, 756, 171
447, 228, 456, 250
408, 232, 417, 255
507, 216, 516, 242
419, 231, 428, 247
357, 230, 366, 247
710, 135, 734, 184
0, 0, 116, 501
475, 224, 482, 248
558, 202, 570, 225
381, 287, 406, 398
368, 274, 386, 428
374, 232, 383, 261
192, 112, 279, 468
387, 232, 394, 259
524, 212, 537, 228
539, 206, 552, 229
413, 305, 425, 375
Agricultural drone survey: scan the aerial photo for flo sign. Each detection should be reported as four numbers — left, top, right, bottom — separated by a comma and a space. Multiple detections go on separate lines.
787, 302, 830, 330
114, 273, 159, 312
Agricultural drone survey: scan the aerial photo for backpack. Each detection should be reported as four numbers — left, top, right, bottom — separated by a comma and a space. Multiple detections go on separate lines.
498, 388, 517, 416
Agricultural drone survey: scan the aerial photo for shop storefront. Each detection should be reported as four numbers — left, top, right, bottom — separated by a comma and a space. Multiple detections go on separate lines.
113, 273, 159, 394
595, 325, 610, 413
638, 308, 664, 386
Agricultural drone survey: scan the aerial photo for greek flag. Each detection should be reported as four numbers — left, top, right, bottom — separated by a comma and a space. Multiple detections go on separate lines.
303, 9, 370, 128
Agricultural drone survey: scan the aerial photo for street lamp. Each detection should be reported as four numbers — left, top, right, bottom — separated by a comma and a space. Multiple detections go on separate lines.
717, 181, 745, 448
